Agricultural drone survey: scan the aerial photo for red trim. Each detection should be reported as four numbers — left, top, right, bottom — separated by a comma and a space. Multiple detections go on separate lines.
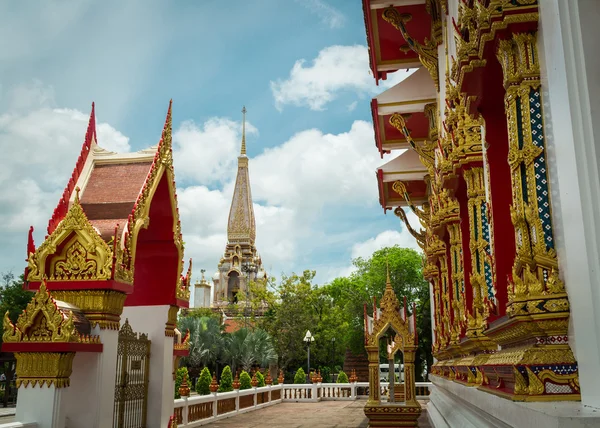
27, 280, 132, 294
48, 103, 96, 234
362, 0, 379, 85
2, 342, 102, 353
371, 99, 384, 158
173, 349, 190, 357
376, 169, 388, 212
176, 298, 189, 309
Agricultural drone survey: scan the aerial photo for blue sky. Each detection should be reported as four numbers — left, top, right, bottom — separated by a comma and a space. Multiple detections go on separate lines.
0, 0, 419, 297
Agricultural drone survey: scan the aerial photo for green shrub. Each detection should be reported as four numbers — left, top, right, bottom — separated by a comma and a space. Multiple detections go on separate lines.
284, 371, 295, 384
256, 371, 265, 387
336, 370, 349, 383
272, 375, 278, 385
218, 366, 233, 392
239, 371, 252, 390
196, 367, 212, 395
320, 366, 332, 383
294, 368, 306, 384
174, 367, 189, 399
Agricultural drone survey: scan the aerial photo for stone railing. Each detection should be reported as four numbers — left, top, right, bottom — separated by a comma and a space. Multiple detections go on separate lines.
281, 382, 432, 403
173, 385, 283, 426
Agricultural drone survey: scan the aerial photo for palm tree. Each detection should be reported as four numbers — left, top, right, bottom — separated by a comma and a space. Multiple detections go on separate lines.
178, 316, 225, 372
223, 328, 277, 372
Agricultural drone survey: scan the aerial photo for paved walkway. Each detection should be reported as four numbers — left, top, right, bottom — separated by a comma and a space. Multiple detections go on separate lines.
210, 399, 431, 428
0, 401, 432, 427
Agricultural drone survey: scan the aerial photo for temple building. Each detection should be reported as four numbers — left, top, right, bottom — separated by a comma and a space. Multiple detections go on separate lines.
3, 102, 191, 427
212, 107, 267, 309
362, 0, 600, 426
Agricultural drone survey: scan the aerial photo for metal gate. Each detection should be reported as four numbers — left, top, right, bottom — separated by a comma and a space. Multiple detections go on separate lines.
113, 319, 151, 428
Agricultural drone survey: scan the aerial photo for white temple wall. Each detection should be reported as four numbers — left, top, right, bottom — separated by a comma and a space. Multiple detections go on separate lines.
60, 329, 119, 428
122, 305, 174, 428
15, 386, 66, 428
538, 0, 600, 408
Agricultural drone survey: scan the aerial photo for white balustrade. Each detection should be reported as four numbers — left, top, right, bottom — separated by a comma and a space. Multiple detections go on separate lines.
0, 423, 37, 428
173, 385, 283, 427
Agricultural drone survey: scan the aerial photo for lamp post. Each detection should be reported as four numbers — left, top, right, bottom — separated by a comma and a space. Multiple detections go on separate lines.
304, 330, 315, 383
242, 262, 256, 328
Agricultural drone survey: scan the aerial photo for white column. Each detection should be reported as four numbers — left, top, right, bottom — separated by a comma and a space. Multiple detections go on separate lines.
62, 328, 118, 428
15, 386, 66, 428
538, 0, 600, 408
122, 305, 174, 427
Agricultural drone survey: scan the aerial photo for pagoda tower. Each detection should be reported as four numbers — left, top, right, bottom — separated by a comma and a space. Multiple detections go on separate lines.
212, 107, 267, 309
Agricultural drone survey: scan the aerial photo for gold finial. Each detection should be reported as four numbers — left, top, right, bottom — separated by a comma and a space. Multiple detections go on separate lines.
241, 106, 247, 156
201, 269, 206, 281
386, 257, 392, 290
74, 186, 81, 203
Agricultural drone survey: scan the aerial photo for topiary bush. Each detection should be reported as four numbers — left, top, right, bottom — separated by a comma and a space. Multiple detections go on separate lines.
174, 367, 189, 399
256, 370, 265, 387
294, 368, 306, 384
239, 370, 252, 390
336, 370, 349, 383
196, 367, 212, 395
218, 365, 234, 392
272, 374, 278, 385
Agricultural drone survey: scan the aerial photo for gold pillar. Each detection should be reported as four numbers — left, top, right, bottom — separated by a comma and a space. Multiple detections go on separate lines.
463, 167, 493, 337
497, 32, 568, 319
403, 348, 418, 406
366, 345, 380, 405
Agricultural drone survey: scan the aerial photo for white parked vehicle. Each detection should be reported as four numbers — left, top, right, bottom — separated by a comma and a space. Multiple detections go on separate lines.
379, 363, 404, 382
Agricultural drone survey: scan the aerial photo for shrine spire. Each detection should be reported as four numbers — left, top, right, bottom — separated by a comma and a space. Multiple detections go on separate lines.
241, 106, 247, 156
386, 257, 393, 290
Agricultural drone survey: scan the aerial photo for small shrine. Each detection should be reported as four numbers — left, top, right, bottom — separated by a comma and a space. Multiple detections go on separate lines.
364, 266, 421, 427
2, 101, 190, 428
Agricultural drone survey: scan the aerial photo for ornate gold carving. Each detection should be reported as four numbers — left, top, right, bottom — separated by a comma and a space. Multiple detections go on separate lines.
365, 266, 420, 420
382, 6, 439, 90
14, 352, 75, 388
27, 191, 115, 283
526, 367, 544, 396
51, 290, 126, 330
3, 281, 100, 344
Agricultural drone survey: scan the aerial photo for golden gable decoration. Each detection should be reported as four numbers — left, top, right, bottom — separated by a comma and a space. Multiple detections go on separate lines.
26, 188, 131, 284
3, 281, 100, 345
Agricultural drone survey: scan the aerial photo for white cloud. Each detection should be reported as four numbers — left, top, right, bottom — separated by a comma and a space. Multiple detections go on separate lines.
251, 120, 380, 211
173, 118, 258, 185
347, 101, 358, 112
271, 45, 414, 111
0, 83, 130, 272
323, 211, 423, 282
296, 0, 346, 29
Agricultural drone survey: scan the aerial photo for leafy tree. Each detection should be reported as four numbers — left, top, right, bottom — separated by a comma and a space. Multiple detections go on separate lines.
294, 368, 306, 384
0, 272, 33, 326
239, 371, 252, 390
218, 366, 233, 392
319, 366, 331, 383
196, 367, 212, 395
174, 367, 189, 399
336, 370, 349, 383
223, 328, 277, 373
177, 316, 224, 373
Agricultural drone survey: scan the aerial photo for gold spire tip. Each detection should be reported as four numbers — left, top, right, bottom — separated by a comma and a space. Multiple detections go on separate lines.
386, 257, 392, 289
241, 106, 247, 156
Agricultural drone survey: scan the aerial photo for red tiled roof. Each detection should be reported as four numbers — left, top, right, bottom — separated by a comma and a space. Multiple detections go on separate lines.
79, 162, 152, 241
81, 162, 152, 204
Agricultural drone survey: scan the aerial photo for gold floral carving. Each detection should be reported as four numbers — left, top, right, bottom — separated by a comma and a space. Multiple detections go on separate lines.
14, 352, 75, 388
27, 192, 114, 283
3, 282, 99, 344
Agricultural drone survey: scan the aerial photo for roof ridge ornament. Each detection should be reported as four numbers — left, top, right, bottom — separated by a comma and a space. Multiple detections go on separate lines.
241, 106, 247, 156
